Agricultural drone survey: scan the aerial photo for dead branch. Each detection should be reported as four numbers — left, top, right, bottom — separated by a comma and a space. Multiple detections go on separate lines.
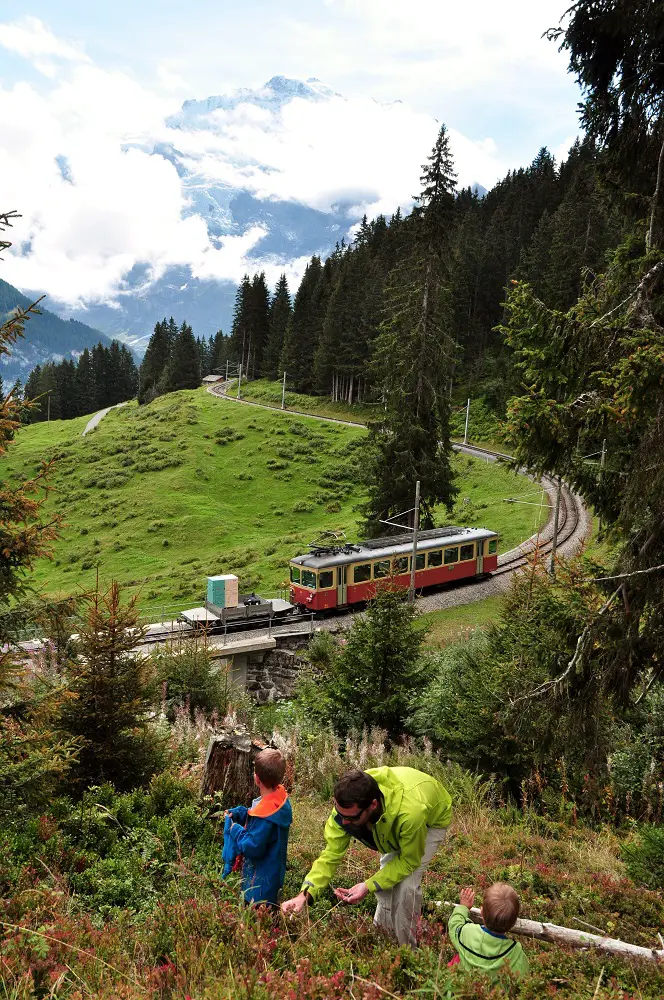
436, 903, 664, 964
588, 563, 664, 583
590, 260, 664, 329
511, 586, 622, 704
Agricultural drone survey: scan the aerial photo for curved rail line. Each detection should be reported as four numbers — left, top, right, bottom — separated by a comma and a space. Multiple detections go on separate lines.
127, 390, 589, 646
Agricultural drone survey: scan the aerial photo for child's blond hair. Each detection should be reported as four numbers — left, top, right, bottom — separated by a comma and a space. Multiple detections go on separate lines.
482, 883, 520, 933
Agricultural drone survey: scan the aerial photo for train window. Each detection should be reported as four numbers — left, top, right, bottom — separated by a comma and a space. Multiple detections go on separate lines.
319, 570, 334, 589
394, 556, 409, 574
290, 566, 301, 583
301, 570, 317, 589
444, 547, 459, 564
428, 549, 443, 567
415, 553, 426, 570
374, 560, 390, 578
488, 539, 497, 554
460, 543, 475, 561
354, 563, 371, 583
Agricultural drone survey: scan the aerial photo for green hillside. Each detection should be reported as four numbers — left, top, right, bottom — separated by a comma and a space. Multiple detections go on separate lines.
5, 389, 545, 616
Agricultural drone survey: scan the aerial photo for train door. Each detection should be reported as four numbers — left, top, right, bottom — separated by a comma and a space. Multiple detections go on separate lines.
337, 565, 347, 606
476, 542, 484, 576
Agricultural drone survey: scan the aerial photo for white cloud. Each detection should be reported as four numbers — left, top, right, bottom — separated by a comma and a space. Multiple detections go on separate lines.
0, 15, 90, 69
170, 92, 508, 223
0, 8, 575, 312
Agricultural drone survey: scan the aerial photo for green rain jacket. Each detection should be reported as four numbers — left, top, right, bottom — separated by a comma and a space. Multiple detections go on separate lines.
448, 905, 529, 981
301, 766, 452, 899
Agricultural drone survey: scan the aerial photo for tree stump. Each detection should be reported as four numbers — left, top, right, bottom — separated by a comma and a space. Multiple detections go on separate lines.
201, 726, 268, 806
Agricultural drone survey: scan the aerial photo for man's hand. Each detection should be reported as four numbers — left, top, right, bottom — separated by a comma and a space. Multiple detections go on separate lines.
281, 892, 309, 916
459, 887, 475, 909
334, 882, 369, 905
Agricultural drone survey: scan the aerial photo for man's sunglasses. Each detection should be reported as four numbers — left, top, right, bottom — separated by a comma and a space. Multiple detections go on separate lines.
335, 805, 368, 822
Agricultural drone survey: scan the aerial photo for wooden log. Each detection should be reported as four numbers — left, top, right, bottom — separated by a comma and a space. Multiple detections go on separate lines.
201, 726, 268, 806
436, 902, 664, 964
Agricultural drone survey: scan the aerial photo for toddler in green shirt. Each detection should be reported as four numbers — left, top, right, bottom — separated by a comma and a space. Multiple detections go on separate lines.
448, 883, 529, 981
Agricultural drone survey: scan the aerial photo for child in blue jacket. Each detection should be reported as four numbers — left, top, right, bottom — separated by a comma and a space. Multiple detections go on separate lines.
226, 748, 292, 907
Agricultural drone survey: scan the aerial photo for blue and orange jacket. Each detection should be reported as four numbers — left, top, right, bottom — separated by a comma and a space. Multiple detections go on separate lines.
228, 785, 292, 906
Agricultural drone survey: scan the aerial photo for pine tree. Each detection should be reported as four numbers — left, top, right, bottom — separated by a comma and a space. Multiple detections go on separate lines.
75, 348, 97, 415
279, 256, 323, 391
162, 321, 201, 391
211, 329, 231, 374
56, 359, 78, 419
414, 123, 457, 241
59, 583, 163, 791
229, 275, 253, 375
247, 272, 270, 379
361, 242, 458, 534
139, 319, 172, 404
23, 366, 43, 422
264, 275, 292, 380
309, 587, 426, 737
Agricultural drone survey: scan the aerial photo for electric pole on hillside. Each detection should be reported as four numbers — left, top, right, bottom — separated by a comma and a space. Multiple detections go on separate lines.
378, 480, 421, 605
408, 480, 421, 604
463, 398, 470, 445
548, 477, 563, 577
281, 371, 287, 409
237, 363, 243, 400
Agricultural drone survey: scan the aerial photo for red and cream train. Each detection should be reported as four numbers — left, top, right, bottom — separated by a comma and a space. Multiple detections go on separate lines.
289, 526, 499, 612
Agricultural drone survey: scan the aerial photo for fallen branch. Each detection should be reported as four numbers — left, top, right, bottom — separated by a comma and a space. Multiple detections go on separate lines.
435, 903, 664, 964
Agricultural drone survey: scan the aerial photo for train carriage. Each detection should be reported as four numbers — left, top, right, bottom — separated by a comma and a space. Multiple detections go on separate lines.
289, 526, 499, 611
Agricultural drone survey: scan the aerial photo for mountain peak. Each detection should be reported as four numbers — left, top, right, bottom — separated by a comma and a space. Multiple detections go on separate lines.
169, 75, 341, 130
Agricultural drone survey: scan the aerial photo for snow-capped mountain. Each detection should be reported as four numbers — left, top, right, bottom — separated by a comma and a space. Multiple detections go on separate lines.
45, 77, 361, 353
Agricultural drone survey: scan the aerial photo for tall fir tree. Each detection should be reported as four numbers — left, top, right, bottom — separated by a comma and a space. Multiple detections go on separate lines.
229, 275, 253, 375
59, 583, 163, 792
161, 321, 201, 391
75, 348, 97, 415
279, 256, 323, 391
263, 274, 292, 380
414, 123, 458, 241
360, 244, 458, 534
139, 319, 172, 404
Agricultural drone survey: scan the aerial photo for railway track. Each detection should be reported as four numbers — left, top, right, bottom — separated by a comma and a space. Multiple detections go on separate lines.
16, 393, 589, 659
129, 398, 589, 644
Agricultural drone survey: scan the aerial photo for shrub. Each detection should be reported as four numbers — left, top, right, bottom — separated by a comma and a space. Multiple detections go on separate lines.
150, 640, 231, 721
622, 826, 664, 889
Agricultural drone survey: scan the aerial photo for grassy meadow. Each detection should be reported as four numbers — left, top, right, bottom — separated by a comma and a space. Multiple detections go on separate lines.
5, 388, 545, 615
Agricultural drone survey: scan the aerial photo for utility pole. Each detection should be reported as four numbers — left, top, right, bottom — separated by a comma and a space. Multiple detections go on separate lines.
548, 477, 563, 576
598, 438, 607, 536
408, 480, 421, 605
237, 363, 242, 400
463, 398, 470, 445
47, 393, 51, 423
281, 371, 287, 410
225, 359, 229, 382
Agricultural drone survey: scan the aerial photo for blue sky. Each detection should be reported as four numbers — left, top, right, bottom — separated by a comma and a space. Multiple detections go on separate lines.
0, 2, 582, 306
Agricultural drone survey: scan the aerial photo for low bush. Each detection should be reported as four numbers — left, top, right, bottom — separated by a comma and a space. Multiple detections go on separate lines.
622, 825, 664, 889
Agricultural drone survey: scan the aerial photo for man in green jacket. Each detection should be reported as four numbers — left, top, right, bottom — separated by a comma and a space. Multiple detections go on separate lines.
281, 766, 452, 948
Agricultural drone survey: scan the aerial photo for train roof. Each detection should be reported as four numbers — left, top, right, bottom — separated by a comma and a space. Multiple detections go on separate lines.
291, 526, 498, 569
